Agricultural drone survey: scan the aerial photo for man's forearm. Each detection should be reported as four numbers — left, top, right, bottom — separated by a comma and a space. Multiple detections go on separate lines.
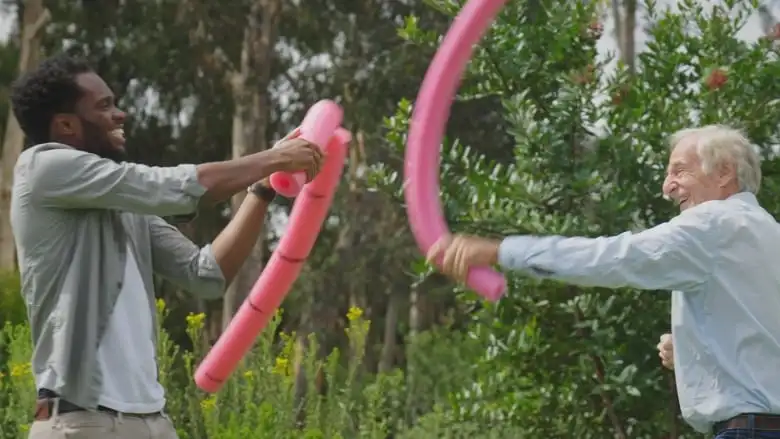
211, 193, 270, 285
197, 150, 284, 203
497, 217, 710, 291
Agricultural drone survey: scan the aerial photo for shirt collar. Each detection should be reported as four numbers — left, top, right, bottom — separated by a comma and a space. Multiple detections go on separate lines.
728, 191, 758, 205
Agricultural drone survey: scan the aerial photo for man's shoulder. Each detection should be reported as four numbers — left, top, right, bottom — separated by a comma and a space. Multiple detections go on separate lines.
677, 194, 760, 220
16, 142, 78, 173
672, 203, 719, 225
673, 193, 776, 241
18, 142, 75, 158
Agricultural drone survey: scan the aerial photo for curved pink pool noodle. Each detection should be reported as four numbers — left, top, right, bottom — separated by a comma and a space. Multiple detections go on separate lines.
270, 100, 344, 198
404, 0, 508, 301
195, 127, 351, 393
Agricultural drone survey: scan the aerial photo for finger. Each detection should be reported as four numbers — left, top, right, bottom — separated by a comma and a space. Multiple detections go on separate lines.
310, 141, 324, 156
426, 236, 450, 264
453, 239, 469, 282
314, 149, 325, 169
441, 241, 457, 276
450, 238, 468, 280
313, 152, 323, 174
305, 163, 317, 183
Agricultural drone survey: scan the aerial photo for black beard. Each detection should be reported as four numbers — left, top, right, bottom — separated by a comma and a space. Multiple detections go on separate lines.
79, 117, 126, 163
98, 145, 127, 163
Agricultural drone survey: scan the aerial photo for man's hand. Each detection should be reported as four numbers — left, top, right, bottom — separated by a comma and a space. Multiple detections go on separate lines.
657, 333, 674, 370
426, 234, 502, 282
270, 128, 325, 182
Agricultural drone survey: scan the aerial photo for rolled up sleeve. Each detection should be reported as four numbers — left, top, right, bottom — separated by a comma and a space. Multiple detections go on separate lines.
22, 144, 206, 215
497, 208, 715, 292
148, 216, 225, 300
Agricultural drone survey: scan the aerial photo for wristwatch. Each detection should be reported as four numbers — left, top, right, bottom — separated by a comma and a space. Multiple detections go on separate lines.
247, 180, 277, 203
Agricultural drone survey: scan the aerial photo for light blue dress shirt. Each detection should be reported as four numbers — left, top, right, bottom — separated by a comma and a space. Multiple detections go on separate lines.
497, 192, 780, 433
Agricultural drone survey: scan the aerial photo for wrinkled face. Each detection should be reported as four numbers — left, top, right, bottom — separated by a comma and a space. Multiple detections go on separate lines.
52, 72, 127, 161
662, 136, 730, 212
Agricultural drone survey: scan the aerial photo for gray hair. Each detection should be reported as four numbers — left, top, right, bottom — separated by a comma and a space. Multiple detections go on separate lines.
668, 125, 762, 195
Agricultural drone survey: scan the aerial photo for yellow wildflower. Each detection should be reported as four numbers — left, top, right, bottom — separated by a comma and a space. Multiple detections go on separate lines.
200, 395, 216, 411
272, 357, 289, 376
10, 362, 31, 377
185, 312, 205, 331
243, 370, 253, 378
346, 306, 363, 321
155, 298, 165, 314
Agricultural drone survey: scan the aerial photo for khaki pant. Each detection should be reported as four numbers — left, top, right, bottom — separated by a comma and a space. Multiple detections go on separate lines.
28, 407, 179, 439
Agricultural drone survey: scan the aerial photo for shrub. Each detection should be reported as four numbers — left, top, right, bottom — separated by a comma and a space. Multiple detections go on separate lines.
0, 299, 490, 438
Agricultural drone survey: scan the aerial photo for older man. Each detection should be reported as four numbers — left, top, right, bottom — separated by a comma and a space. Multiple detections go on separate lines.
428, 125, 780, 438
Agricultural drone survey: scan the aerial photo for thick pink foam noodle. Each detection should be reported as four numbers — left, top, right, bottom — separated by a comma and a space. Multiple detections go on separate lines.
270, 100, 344, 198
404, 0, 508, 301
195, 127, 351, 393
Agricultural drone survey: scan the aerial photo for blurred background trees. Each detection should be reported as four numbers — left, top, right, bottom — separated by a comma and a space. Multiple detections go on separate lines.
3, 0, 780, 437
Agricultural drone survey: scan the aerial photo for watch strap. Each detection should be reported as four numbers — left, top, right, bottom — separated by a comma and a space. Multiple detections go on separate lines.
248, 181, 277, 203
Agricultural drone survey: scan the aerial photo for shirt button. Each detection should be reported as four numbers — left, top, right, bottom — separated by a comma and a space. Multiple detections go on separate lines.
117, 282, 123, 289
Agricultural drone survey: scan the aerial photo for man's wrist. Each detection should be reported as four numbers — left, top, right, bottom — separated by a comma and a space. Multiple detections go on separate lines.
487, 239, 501, 265
256, 149, 286, 174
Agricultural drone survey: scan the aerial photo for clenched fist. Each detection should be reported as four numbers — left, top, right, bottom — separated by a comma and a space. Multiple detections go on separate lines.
269, 128, 325, 182
657, 333, 674, 370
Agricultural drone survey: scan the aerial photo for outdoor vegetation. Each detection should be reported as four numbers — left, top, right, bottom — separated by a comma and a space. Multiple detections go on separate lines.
3, 0, 780, 438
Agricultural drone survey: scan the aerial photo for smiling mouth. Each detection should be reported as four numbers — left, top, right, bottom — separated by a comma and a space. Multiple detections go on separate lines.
109, 128, 125, 145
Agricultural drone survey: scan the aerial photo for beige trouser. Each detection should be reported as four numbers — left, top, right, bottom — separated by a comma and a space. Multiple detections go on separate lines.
28, 403, 179, 439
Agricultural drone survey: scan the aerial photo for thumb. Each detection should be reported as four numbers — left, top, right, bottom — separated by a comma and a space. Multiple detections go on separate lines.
282, 127, 302, 141
273, 127, 302, 147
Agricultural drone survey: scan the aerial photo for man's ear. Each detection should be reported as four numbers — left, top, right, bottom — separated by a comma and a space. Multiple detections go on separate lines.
717, 161, 737, 188
51, 114, 79, 138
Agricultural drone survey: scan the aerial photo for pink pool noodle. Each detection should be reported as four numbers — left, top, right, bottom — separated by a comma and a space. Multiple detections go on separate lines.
194, 127, 351, 393
270, 100, 344, 198
404, 0, 508, 301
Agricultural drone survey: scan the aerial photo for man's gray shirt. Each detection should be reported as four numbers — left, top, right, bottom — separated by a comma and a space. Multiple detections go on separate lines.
10, 143, 226, 409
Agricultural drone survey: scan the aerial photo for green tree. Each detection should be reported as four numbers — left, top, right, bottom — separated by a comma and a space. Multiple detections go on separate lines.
377, 0, 780, 438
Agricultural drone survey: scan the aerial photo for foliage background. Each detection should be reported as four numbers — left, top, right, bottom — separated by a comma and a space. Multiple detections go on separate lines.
4, 0, 780, 438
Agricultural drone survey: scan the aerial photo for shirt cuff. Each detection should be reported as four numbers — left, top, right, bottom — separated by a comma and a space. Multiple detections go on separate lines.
193, 244, 227, 300
498, 235, 535, 270
177, 164, 208, 198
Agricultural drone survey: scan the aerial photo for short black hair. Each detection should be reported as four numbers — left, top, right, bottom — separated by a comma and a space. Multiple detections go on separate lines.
10, 52, 93, 146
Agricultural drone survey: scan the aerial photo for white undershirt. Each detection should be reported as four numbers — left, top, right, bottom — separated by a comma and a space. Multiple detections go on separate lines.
94, 244, 165, 413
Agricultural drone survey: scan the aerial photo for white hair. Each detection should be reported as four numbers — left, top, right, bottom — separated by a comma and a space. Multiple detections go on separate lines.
668, 125, 762, 195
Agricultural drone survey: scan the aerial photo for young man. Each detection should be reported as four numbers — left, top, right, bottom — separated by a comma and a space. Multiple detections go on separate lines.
428, 125, 780, 438
10, 53, 323, 438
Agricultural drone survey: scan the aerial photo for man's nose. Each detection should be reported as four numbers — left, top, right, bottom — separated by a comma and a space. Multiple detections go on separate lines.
113, 109, 126, 124
662, 175, 676, 197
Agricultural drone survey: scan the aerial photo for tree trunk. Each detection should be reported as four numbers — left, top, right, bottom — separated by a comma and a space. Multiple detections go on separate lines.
0, 0, 50, 271
378, 289, 399, 373
611, 0, 637, 74
221, 0, 281, 329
